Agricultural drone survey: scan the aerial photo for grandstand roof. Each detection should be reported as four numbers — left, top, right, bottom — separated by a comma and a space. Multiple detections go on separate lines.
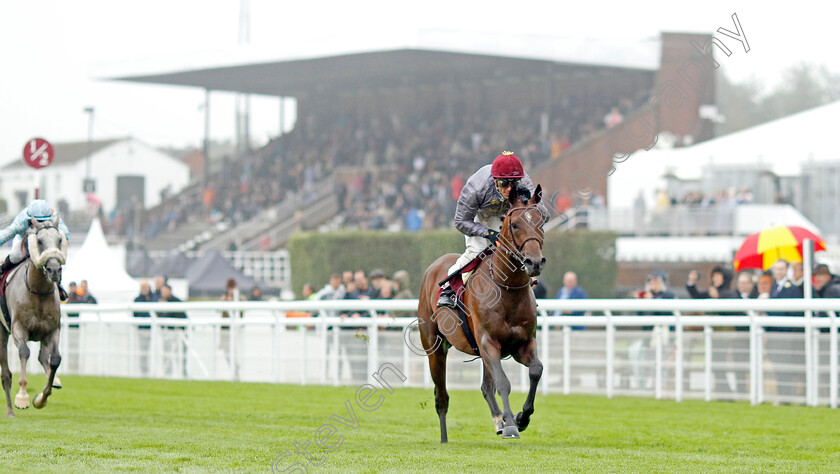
101, 30, 660, 96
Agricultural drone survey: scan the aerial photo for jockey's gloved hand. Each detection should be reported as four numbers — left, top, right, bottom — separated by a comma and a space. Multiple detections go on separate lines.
485, 229, 500, 246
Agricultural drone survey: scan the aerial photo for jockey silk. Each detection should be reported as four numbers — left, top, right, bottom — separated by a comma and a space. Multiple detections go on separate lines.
454, 164, 549, 237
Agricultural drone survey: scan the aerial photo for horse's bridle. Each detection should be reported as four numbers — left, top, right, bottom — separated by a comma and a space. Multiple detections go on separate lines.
487, 204, 545, 290
27, 222, 66, 278
502, 205, 545, 254
24, 265, 57, 296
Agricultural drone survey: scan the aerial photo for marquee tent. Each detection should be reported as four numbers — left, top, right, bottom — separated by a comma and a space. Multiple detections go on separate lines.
62, 218, 138, 304
186, 251, 262, 297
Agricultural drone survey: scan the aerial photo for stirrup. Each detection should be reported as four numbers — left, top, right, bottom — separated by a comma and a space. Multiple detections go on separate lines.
437, 285, 456, 308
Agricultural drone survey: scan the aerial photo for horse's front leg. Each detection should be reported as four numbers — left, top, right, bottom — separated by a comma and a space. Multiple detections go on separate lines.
33, 330, 60, 409
480, 336, 518, 439
0, 332, 14, 417
513, 338, 542, 432
480, 360, 504, 435
13, 331, 30, 409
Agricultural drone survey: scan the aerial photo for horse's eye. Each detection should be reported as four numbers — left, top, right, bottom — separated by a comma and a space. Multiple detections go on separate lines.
511, 223, 518, 230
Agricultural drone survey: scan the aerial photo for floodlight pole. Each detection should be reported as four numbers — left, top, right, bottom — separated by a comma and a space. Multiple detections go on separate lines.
84, 107, 95, 179
203, 89, 211, 188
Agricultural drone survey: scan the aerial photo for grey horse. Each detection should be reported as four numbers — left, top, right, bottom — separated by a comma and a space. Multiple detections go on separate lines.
0, 216, 67, 417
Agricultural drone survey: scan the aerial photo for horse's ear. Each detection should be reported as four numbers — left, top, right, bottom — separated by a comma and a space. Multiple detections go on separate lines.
30, 217, 40, 229
52, 214, 59, 226
532, 184, 543, 205
509, 186, 520, 205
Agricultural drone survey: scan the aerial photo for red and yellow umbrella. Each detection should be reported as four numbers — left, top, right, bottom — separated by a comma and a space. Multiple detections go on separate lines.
733, 225, 826, 271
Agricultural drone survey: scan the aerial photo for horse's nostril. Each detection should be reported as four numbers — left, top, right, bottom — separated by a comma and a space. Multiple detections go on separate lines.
540, 258, 546, 266
524, 259, 533, 267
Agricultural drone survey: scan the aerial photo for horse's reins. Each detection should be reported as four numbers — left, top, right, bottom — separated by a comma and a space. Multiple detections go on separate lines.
487, 205, 544, 291
25, 223, 64, 294
24, 265, 57, 296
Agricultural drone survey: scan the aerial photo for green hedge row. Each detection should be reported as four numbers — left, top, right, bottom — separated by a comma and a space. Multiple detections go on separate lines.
288, 230, 617, 299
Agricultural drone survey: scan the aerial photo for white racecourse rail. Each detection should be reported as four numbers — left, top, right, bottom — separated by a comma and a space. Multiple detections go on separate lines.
18, 298, 840, 407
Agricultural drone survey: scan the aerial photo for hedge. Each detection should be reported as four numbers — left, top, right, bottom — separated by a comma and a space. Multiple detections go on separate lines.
288, 230, 617, 299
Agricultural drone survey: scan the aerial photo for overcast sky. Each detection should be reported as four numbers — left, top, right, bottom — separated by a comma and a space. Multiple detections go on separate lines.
1, 0, 835, 165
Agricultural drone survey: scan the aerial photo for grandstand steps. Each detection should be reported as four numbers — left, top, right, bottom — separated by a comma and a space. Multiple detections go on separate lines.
141, 221, 216, 252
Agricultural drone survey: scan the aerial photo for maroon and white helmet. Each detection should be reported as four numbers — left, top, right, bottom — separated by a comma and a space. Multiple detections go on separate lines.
491, 151, 525, 179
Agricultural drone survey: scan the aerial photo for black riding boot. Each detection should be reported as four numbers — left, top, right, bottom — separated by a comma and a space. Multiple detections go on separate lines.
437, 282, 456, 308
0, 256, 13, 275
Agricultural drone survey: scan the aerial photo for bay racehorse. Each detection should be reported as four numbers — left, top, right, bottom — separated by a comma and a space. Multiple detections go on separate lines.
0, 216, 67, 417
418, 185, 546, 442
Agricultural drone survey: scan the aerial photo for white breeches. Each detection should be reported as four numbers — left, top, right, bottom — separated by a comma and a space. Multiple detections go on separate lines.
9, 235, 25, 264
447, 215, 503, 282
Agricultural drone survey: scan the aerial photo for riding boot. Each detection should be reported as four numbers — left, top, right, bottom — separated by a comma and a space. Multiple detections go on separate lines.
0, 256, 13, 275
437, 282, 456, 308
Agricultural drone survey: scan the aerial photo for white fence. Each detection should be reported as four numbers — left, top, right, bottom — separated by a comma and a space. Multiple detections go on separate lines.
9, 298, 840, 407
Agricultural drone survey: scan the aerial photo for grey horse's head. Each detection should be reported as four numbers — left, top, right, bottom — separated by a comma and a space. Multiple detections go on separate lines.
27, 216, 68, 284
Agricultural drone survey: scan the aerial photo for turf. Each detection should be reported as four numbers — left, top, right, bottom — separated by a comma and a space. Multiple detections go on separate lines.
1, 375, 839, 472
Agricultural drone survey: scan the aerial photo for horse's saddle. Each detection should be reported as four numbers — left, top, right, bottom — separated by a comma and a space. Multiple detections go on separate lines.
437, 247, 495, 356
0, 261, 24, 333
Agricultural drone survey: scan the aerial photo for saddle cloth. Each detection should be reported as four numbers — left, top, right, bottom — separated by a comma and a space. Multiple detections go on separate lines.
436, 247, 495, 356
0, 262, 23, 333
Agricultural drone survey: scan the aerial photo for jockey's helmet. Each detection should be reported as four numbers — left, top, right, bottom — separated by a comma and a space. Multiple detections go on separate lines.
491, 151, 525, 179
27, 199, 53, 221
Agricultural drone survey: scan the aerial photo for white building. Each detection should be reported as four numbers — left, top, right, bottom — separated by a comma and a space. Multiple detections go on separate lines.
1, 137, 190, 215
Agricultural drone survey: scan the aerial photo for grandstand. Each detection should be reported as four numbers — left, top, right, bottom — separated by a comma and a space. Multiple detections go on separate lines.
104, 31, 714, 257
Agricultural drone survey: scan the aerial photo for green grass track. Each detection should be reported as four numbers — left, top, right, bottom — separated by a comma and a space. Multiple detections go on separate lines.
1, 375, 839, 472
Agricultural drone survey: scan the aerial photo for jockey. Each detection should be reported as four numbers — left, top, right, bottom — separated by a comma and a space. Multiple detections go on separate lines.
438, 151, 549, 308
0, 199, 71, 300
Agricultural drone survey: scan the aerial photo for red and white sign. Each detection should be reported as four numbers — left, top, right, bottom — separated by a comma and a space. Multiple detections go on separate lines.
22, 137, 54, 169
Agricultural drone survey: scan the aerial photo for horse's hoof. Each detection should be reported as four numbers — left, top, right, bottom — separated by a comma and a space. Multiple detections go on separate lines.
33, 393, 47, 409
515, 411, 530, 432
52, 376, 62, 389
6, 410, 14, 418
14, 395, 29, 410
501, 425, 520, 439
494, 420, 504, 435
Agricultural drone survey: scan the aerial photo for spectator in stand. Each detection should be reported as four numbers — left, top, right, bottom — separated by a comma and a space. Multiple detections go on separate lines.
814, 264, 840, 299
249, 286, 263, 301
392, 271, 413, 300
78, 280, 97, 304
342, 270, 354, 290
158, 283, 187, 377
766, 259, 804, 403
686, 266, 737, 299
369, 268, 388, 298
756, 271, 774, 299
152, 275, 166, 301
340, 271, 376, 382
346, 271, 376, 299
301, 283, 317, 300
133, 279, 155, 375
555, 271, 587, 317
603, 106, 624, 128
636, 271, 675, 303
315, 273, 346, 300
778, 262, 805, 299
221, 278, 243, 303
769, 259, 790, 298
532, 278, 547, 299
736, 271, 759, 299
628, 270, 673, 389
687, 265, 742, 397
